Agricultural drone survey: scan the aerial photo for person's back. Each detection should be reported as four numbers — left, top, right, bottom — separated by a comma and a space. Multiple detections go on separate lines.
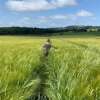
43, 39, 52, 57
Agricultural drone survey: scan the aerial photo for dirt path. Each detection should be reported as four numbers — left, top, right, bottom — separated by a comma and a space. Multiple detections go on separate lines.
26, 56, 50, 100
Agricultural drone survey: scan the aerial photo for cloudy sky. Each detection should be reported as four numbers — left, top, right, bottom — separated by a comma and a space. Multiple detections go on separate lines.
0, 0, 99, 27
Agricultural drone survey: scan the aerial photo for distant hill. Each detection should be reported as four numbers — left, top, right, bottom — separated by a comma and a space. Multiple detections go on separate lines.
0, 26, 100, 36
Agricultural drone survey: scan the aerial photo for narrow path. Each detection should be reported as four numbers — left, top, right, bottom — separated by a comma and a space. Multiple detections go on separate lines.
68, 41, 100, 54
26, 56, 49, 100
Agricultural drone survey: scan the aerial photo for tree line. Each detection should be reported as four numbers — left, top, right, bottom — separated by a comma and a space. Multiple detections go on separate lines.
0, 26, 100, 36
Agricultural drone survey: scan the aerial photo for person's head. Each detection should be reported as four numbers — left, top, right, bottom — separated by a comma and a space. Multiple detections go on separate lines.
47, 38, 51, 43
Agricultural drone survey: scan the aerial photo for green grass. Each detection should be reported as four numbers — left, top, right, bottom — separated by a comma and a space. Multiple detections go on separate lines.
0, 36, 100, 100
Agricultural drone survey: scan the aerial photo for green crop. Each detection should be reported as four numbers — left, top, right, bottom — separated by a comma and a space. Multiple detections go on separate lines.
0, 36, 99, 100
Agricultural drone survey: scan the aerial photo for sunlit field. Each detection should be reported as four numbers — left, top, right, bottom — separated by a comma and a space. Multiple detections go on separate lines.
0, 36, 100, 100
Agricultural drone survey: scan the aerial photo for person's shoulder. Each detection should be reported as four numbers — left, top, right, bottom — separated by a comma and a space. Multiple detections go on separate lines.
43, 43, 47, 47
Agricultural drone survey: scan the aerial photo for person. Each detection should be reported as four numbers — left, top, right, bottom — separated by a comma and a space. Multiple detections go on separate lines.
42, 39, 53, 57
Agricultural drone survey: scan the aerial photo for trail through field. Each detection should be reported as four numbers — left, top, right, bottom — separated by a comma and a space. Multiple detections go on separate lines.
68, 41, 100, 54
26, 55, 49, 100
68, 41, 88, 49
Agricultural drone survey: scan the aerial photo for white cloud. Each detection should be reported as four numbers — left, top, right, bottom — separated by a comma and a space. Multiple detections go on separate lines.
38, 10, 94, 24
76, 10, 93, 17
50, 15, 69, 19
39, 14, 76, 20
23, 17, 31, 21
6, 0, 77, 11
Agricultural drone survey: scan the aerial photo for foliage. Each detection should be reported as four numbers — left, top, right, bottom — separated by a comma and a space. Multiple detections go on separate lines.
0, 26, 100, 36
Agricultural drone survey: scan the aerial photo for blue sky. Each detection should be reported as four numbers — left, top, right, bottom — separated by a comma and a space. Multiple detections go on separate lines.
0, 0, 100, 28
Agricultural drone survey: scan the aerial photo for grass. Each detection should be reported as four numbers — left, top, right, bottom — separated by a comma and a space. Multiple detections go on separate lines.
0, 36, 100, 100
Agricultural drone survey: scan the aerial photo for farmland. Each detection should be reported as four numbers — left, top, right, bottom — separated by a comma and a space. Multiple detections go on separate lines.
0, 36, 100, 100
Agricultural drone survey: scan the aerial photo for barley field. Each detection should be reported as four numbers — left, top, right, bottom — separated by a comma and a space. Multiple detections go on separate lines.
0, 36, 100, 100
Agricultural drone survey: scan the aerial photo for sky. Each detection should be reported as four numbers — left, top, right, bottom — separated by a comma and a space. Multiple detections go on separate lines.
0, 0, 100, 28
